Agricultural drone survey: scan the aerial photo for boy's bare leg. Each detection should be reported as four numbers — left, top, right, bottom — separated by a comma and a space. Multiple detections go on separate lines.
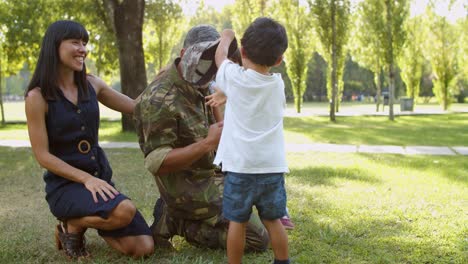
227, 221, 247, 264
262, 219, 289, 261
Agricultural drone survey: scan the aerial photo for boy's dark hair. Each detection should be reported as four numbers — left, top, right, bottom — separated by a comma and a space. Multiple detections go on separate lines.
26, 20, 89, 100
240, 17, 288, 67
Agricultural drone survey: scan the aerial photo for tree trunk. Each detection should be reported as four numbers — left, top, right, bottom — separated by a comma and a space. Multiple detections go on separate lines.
97, 40, 102, 76
335, 82, 341, 113
330, 0, 337, 122
295, 82, 302, 113
102, 0, 146, 131
375, 72, 381, 112
158, 33, 163, 71
443, 82, 448, 110
385, 0, 394, 121
388, 64, 395, 119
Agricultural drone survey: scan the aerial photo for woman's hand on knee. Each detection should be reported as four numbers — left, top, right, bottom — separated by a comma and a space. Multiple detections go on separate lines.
83, 176, 120, 203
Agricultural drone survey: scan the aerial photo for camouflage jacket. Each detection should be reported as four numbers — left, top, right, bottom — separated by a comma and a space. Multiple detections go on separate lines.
134, 59, 223, 220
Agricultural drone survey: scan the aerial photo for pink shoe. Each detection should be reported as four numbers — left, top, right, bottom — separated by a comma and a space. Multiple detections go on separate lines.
280, 216, 295, 230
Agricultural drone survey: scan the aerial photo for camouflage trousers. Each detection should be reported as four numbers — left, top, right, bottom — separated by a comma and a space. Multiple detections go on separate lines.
151, 198, 269, 251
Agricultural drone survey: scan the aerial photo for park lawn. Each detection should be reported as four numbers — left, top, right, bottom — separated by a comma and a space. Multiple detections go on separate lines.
283, 113, 468, 146
0, 147, 466, 263
2, 101, 122, 122
3, 101, 468, 122
0, 120, 138, 142
1, 113, 467, 146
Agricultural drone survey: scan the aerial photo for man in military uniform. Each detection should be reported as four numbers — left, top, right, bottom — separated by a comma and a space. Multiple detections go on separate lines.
134, 25, 269, 251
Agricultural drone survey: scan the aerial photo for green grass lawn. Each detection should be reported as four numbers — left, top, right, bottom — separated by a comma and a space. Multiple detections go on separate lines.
283, 113, 468, 146
2, 101, 468, 122
0, 121, 138, 142
2, 101, 122, 122
0, 147, 466, 263
1, 101, 467, 263
2, 113, 467, 146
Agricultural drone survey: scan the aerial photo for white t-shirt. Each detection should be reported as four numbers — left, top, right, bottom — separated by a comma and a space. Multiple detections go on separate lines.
214, 60, 289, 173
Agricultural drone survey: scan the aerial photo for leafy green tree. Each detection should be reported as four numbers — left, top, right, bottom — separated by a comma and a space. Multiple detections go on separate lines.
144, 0, 184, 78
419, 59, 434, 101
1, 0, 54, 71
455, 12, 467, 102
0, 0, 145, 130
231, 0, 271, 33
306, 52, 328, 102
350, 2, 386, 112
0, 1, 5, 125
0, 0, 118, 118
0, 24, 5, 125
189, 0, 230, 30
424, 6, 458, 110
383, 0, 409, 120
398, 16, 424, 110
343, 54, 376, 99
310, 0, 350, 121
355, 0, 408, 120
461, 16, 468, 79
0, 0, 57, 124
274, 0, 315, 113
272, 61, 293, 101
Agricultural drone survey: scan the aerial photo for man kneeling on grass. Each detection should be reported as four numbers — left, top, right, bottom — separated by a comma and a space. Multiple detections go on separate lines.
134, 24, 269, 252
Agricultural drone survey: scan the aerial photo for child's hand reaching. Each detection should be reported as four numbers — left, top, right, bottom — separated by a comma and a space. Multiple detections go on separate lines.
205, 87, 227, 107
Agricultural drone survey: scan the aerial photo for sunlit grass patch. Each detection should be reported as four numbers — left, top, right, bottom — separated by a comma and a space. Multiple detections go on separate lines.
1, 147, 466, 263
283, 113, 468, 146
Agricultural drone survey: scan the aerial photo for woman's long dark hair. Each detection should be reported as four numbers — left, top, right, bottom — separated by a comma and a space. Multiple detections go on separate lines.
25, 20, 89, 100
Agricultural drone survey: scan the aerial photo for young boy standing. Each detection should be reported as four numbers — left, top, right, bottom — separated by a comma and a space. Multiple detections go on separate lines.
210, 17, 290, 264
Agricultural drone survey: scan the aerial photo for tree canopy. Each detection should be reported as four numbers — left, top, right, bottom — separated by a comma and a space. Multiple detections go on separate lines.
0, 0, 466, 124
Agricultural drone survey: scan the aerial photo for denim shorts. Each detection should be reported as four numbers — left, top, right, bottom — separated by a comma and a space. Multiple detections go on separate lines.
223, 172, 287, 223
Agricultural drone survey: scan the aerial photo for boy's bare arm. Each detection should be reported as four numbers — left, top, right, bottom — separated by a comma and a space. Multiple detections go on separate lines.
215, 29, 235, 68
205, 87, 227, 107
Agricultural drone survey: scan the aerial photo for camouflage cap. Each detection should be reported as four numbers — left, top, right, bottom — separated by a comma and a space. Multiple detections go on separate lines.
183, 24, 220, 48
181, 38, 238, 85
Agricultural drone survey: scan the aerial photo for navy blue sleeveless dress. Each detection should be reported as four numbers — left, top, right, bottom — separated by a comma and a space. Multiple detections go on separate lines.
44, 82, 150, 237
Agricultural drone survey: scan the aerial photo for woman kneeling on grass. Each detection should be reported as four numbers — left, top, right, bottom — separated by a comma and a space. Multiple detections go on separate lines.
25, 20, 154, 260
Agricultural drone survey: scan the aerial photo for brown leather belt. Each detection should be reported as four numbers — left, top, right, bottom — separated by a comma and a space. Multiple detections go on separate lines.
78, 140, 91, 154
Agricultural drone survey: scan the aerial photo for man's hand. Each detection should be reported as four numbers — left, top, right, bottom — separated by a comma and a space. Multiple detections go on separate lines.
155, 121, 224, 175
204, 121, 224, 151
206, 87, 227, 107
